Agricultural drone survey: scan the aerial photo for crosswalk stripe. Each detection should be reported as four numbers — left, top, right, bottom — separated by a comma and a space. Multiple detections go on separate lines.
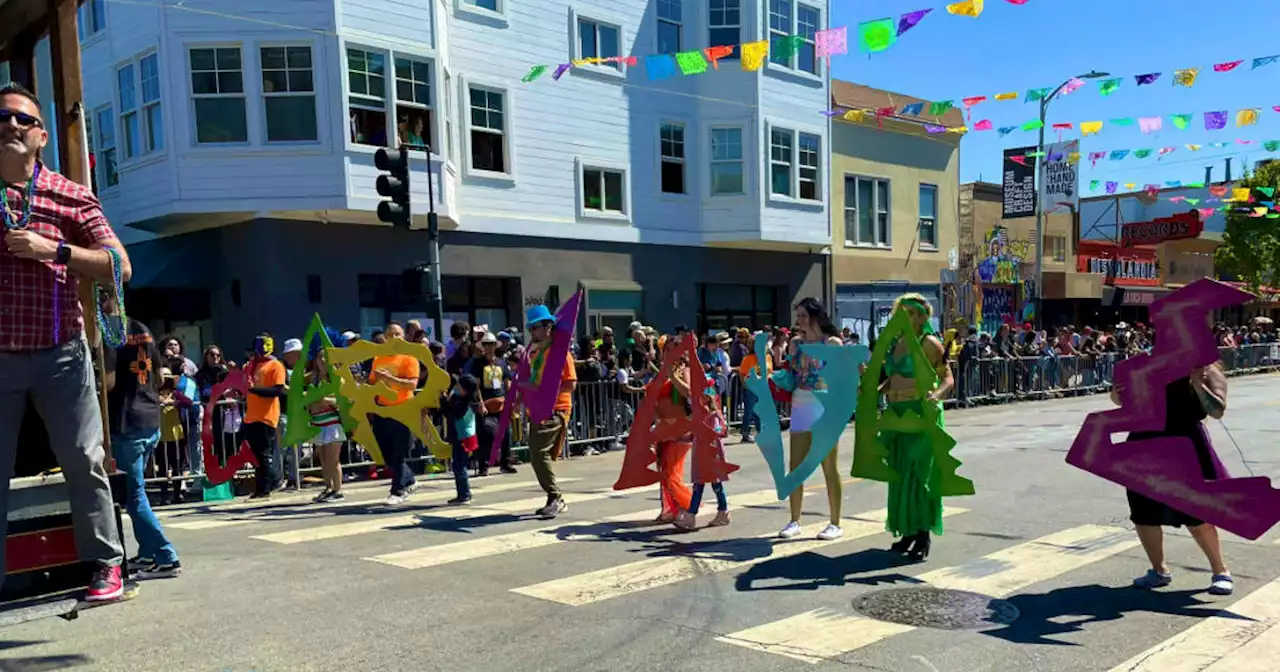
509, 506, 969, 606
163, 479, 578, 531
715, 524, 1138, 664
365, 486, 795, 570
1107, 576, 1280, 671
249, 486, 657, 545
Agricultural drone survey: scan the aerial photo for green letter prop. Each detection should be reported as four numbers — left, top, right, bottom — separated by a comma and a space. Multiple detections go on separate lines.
283, 314, 353, 447
851, 307, 974, 497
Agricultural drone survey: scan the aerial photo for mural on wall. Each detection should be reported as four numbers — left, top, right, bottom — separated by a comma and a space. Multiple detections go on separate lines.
981, 286, 1016, 329
949, 226, 1033, 331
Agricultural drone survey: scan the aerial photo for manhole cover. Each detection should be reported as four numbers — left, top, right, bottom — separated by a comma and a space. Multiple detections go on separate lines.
852, 587, 1019, 630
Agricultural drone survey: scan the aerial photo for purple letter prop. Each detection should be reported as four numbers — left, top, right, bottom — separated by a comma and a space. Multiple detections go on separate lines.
487, 289, 583, 465
1066, 278, 1280, 540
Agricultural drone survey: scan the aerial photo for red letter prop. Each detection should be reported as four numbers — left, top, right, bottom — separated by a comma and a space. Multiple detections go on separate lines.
201, 368, 258, 486
613, 337, 739, 491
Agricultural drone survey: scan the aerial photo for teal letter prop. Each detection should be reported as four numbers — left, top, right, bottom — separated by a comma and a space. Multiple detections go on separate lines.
744, 337, 868, 500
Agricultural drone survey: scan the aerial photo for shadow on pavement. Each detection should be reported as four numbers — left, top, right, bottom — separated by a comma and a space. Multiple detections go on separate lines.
0, 653, 94, 670
734, 549, 916, 592
982, 584, 1248, 646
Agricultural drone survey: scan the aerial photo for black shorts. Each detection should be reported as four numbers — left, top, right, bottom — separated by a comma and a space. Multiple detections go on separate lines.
1126, 425, 1216, 528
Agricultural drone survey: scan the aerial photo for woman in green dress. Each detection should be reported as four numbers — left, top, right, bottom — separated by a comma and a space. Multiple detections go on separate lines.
880, 293, 953, 561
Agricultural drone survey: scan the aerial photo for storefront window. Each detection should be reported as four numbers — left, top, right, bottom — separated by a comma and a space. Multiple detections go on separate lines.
698, 283, 777, 334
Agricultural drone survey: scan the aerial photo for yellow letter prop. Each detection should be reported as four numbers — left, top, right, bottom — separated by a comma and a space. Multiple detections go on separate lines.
326, 339, 452, 463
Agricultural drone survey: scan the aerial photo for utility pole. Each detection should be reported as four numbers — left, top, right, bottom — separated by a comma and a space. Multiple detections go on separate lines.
375, 146, 444, 341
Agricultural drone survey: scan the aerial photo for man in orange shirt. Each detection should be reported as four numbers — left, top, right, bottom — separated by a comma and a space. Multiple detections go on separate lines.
368, 323, 421, 505
243, 333, 287, 499
524, 305, 576, 518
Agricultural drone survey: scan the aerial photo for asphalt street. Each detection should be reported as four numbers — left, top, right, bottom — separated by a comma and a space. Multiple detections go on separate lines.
2, 375, 1278, 672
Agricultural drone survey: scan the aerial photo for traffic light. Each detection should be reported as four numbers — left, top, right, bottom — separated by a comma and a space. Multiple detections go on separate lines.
374, 146, 410, 228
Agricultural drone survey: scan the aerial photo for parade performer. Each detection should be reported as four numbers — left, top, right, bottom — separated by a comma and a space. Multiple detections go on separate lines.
651, 343, 695, 522
0, 83, 129, 600
675, 385, 731, 530
1064, 279, 1280, 593
1118, 364, 1233, 595
523, 304, 577, 518
304, 329, 348, 503
856, 294, 965, 562
773, 298, 846, 541
367, 324, 422, 505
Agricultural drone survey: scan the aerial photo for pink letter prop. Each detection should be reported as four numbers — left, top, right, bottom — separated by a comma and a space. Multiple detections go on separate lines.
1065, 278, 1280, 540
201, 368, 258, 486
487, 289, 583, 465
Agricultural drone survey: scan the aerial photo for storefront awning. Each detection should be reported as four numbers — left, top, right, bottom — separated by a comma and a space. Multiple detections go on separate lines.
1102, 286, 1170, 307
124, 232, 219, 290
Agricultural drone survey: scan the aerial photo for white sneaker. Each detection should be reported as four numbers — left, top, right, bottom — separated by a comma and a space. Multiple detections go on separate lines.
817, 524, 843, 540
383, 493, 406, 506
778, 522, 802, 539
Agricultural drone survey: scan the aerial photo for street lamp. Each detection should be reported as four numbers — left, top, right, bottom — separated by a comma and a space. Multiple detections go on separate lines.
1033, 70, 1110, 328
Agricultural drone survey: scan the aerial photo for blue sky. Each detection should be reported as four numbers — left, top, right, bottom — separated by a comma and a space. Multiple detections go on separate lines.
829, 0, 1279, 188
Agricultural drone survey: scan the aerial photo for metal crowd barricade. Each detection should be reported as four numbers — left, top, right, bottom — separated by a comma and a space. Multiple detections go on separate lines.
144, 344, 1280, 501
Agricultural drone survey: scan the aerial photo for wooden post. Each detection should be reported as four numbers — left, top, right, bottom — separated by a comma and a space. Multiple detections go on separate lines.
48, 0, 112, 462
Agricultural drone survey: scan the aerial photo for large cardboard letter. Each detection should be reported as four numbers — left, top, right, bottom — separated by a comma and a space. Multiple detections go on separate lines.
326, 339, 451, 463
201, 369, 257, 486
613, 337, 739, 490
283, 315, 352, 447
744, 336, 868, 500
852, 308, 973, 497
488, 290, 583, 465
1065, 278, 1280, 540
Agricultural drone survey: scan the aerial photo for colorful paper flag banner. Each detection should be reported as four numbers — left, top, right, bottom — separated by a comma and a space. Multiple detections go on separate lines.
815, 27, 848, 62
1098, 78, 1121, 96
1170, 113, 1193, 130
1214, 60, 1244, 72
1135, 73, 1161, 85
858, 18, 896, 53
1138, 117, 1162, 134
945, 0, 984, 17
1173, 68, 1199, 87
1205, 111, 1227, 130
1237, 108, 1260, 127
897, 9, 932, 36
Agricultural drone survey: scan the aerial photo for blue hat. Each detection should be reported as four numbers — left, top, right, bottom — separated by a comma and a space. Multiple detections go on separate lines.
526, 304, 557, 327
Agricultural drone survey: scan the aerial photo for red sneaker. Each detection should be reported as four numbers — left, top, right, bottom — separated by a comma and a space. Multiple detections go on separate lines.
86, 565, 124, 602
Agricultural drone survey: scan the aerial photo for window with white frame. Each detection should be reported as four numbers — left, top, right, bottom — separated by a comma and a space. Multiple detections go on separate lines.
769, 0, 820, 73
261, 45, 317, 142
660, 122, 685, 194
581, 164, 626, 214
138, 53, 163, 153
188, 47, 247, 144
77, 0, 106, 41
394, 56, 433, 150
709, 0, 740, 59
442, 69, 454, 162
116, 63, 139, 160
347, 48, 387, 147
710, 127, 744, 196
1047, 235, 1067, 262
657, 0, 682, 53
918, 184, 938, 248
467, 85, 508, 174
845, 176, 890, 246
769, 128, 792, 197
94, 106, 118, 187
769, 127, 820, 200
798, 132, 819, 199
577, 17, 622, 69
463, 0, 500, 12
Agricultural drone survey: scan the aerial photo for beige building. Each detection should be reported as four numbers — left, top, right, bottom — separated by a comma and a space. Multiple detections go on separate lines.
828, 81, 963, 337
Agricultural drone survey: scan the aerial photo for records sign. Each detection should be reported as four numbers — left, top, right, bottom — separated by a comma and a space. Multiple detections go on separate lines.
1002, 146, 1037, 218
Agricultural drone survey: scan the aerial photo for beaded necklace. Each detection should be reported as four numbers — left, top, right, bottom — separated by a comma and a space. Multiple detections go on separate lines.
0, 164, 39, 232
96, 247, 127, 348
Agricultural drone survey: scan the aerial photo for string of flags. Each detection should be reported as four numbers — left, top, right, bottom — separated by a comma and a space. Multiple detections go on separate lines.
1083, 183, 1280, 218
1001, 139, 1280, 169
826, 105, 1280, 141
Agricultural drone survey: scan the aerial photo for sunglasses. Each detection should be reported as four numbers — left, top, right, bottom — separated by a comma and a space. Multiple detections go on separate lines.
0, 109, 42, 129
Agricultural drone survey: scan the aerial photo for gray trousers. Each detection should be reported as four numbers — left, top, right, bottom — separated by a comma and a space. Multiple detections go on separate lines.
0, 337, 124, 574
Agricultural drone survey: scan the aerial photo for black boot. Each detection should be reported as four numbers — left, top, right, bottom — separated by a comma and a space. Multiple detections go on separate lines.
907, 531, 931, 562
888, 536, 913, 553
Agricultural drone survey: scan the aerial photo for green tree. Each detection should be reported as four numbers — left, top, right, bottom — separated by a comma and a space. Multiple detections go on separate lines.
1215, 161, 1280, 289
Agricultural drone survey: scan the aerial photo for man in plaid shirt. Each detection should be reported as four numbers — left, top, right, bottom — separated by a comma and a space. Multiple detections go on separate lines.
0, 83, 132, 601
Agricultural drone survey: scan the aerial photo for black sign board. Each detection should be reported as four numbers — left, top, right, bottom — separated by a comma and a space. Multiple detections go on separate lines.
1002, 146, 1037, 219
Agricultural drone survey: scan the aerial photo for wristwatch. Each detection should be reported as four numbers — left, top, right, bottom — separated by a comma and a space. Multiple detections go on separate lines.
55, 241, 71, 265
